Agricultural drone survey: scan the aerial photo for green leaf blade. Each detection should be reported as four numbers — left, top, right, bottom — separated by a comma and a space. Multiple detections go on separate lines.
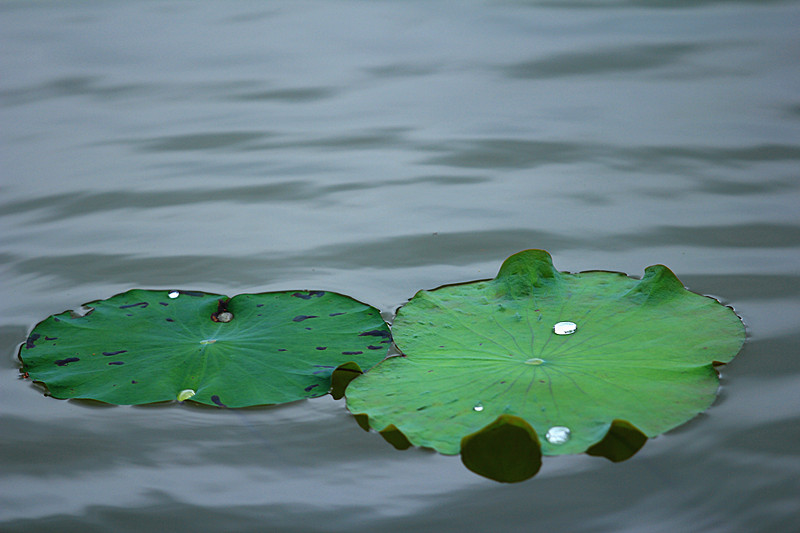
20, 289, 391, 407
346, 249, 745, 459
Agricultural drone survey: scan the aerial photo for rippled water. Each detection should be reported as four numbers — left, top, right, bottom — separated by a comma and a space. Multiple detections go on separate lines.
2, 1, 799, 532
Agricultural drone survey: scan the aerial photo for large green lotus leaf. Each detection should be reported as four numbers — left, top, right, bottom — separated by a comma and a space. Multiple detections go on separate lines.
346, 249, 745, 460
20, 289, 391, 407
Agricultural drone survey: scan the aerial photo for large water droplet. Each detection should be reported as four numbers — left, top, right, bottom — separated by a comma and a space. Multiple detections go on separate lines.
545, 426, 571, 444
168, 291, 180, 299
177, 389, 196, 402
525, 358, 544, 365
553, 321, 577, 335
473, 402, 484, 412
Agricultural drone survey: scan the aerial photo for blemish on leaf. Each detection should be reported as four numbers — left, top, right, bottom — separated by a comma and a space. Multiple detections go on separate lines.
367, 345, 383, 350
25, 333, 40, 349
119, 302, 148, 309
108, 361, 125, 365
211, 395, 227, 407
55, 357, 80, 366
131, 380, 138, 384
45, 336, 58, 341
292, 315, 318, 322
103, 350, 127, 356
316, 346, 327, 350
166, 318, 174, 322
342, 351, 363, 355
359, 329, 391, 338
304, 384, 320, 391
292, 291, 326, 300
329, 312, 345, 316
159, 302, 169, 306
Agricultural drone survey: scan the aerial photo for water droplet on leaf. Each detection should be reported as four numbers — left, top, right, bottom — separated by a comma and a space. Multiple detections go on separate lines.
545, 426, 571, 444
525, 358, 544, 365
473, 402, 484, 412
177, 389, 195, 402
168, 291, 180, 299
216, 312, 233, 323
553, 321, 577, 335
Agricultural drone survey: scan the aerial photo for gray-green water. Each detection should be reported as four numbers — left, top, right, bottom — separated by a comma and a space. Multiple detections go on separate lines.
2, 1, 799, 531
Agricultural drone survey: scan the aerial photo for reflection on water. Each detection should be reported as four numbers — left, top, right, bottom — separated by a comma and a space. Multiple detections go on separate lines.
2, 0, 800, 531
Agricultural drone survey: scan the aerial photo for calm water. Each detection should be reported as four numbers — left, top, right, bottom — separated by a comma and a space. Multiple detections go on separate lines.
2, 1, 799, 531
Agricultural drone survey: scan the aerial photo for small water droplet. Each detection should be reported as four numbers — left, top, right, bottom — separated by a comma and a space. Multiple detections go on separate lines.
200, 339, 217, 345
525, 358, 545, 365
168, 291, 180, 299
545, 426, 571, 444
553, 321, 577, 335
216, 311, 233, 323
177, 389, 195, 402
473, 402, 484, 412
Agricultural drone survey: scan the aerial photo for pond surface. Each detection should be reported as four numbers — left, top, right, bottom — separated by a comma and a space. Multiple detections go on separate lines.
2, 1, 799, 531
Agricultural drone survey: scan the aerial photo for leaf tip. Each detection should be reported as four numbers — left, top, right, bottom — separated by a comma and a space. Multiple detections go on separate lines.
460, 414, 542, 483
586, 419, 648, 463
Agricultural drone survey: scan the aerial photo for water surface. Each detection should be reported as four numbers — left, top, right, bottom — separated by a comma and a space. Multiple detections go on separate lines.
2, 1, 799, 532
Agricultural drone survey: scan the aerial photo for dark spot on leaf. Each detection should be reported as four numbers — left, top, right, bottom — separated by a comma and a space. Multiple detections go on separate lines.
131, 380, 138, 384
342, 351, 363, 355
367, 345, 383, 350
329, 312, 345, 316
55, 357, 80, 366
359, 329, 391, 338
166, 318, 174, 322
108, 361, 125, 365
256, 304, 264, 307
292, 290, 326, 299
211, 395, 227, 407
103, 350, 127, 356
25, 333, 41, 349
211, 298, 231, 322
305, 384, 320, 391
159, 302, 169, 306
278, 348, 287, 352
316, 346, 327, 350
292, 315, 318, 322
54, 317, 61, 322
305, 327, 312, 330
417, 406, 428, 411
45, 336, 58, 341
126, 314, 133, 317
120, 302, 148, 309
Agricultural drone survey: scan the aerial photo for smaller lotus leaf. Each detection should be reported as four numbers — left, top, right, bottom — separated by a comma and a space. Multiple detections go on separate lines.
345, 249, 745, 467
20, 289, 391, 407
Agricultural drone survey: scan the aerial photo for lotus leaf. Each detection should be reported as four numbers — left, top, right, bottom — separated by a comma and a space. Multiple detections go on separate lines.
20, 289, 391, 407
345, 250, 745, 478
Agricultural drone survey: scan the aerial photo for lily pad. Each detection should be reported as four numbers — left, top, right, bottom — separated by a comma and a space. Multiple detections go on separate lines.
20, 289, 391, 407
345, 249, 745, 479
